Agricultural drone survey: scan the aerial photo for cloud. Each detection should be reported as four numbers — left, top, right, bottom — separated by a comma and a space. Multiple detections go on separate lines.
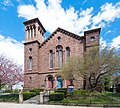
0, 0, 13, 7
17, 0, 120, 36
110, 35, 120, 49
100, 36, 120, 50
17, 0, 94, 35
0, 0, 13, 10
100, 37, 107, 49
0, 34, 24, 65
92, 2, 120, 28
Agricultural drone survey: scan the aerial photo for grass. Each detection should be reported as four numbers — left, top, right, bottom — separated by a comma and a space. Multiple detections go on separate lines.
49, 90, 120, 105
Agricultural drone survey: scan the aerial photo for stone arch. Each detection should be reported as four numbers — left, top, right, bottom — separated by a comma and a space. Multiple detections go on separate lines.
45, 75, 54, 88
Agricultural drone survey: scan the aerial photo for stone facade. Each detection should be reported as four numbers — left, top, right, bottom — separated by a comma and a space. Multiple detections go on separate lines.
23, 18, 101, 89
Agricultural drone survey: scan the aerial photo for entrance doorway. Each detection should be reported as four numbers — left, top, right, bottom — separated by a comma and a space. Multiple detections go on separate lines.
57, 76, 62, 88
48, 76, 53, 88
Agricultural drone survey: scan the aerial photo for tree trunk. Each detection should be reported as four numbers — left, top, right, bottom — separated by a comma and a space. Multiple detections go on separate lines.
10, 85, 13, 92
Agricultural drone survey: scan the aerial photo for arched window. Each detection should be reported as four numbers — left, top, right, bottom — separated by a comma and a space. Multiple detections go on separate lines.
49, 50, 53, 68
29, 56, 32, 70
56, 45, 63, 67
29, 76, 32, 83
66, 47, 70, 63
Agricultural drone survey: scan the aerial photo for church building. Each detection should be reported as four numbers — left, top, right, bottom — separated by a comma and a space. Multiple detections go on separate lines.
23, 18, 101, 89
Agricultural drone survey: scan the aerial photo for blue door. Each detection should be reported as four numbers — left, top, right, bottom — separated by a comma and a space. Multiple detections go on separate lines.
57, 76, 62, 88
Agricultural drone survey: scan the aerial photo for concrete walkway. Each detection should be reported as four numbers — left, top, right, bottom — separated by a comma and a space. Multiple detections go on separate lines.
23, 95, 40, 104
0, 103, 104, 108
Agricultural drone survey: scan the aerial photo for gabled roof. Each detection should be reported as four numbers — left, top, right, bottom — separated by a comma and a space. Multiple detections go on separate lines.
23, 18, 46, 32
40, 27, 84, 47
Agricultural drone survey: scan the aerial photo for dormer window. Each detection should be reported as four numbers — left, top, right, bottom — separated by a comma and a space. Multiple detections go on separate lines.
90, 36, 95, 42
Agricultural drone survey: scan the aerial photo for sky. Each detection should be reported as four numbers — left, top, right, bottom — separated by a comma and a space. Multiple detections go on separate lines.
0, 0, 120, 66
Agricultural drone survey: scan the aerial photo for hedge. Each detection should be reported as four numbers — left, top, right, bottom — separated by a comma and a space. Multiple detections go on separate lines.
23, 92, 36, 100
29, 88, 44, 95
0, 94, 19, 102
49, 92, 64, 101
54, 88, 67, 97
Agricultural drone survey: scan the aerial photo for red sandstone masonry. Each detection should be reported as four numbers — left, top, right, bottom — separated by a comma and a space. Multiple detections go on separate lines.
23, 18, 100, 89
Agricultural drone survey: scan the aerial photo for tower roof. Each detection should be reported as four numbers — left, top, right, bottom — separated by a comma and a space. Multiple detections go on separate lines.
23, 18, 46, 32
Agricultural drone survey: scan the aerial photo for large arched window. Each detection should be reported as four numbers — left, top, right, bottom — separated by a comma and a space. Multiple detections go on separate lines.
49, 50, 53, 68
56, 45, 63, 67
29, 56, 32, 70
66, 47, 70, 63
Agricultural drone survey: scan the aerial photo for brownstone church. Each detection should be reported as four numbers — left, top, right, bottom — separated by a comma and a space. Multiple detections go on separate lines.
23, 18, 101, 89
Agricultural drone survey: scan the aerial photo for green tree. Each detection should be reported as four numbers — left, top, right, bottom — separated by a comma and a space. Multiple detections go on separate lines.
60, 47, 120, 91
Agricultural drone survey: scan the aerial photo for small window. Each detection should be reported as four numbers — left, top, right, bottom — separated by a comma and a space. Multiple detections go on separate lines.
57, 36, 61, 43
29, 48, 32, 52
57, 36, 61, 40
29, 76, 32, 83
90, 36, 95, 42
66, 47, 70, 63
49, 50, 53, 68
29, 56, 32, 70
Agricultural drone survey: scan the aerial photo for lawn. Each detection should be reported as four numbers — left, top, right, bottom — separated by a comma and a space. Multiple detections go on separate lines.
49, 90, 120, 105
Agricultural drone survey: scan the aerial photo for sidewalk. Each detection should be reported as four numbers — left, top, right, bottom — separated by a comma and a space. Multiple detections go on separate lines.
0, 102, 104, 108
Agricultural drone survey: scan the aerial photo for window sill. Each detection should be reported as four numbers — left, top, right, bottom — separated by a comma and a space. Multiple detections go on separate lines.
54, 67, 61, 70
49, 68, 53, 70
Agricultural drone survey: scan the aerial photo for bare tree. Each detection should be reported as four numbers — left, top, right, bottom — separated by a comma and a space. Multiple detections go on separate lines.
0, 54, 23, 90
60, 47, 120, 91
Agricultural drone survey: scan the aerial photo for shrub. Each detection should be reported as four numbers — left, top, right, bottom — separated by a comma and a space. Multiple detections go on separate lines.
4, 89, 11, 93
23, 92, 36, 100
49, 92, 64, 101
0, 94, 19, 102
54, 88, 67, 97
73, 90, 89, 96
29, 88, 44, 95
57, 88, 67, 91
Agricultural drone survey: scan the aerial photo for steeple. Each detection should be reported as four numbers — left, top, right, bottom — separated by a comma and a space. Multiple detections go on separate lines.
23, 18, 46, 44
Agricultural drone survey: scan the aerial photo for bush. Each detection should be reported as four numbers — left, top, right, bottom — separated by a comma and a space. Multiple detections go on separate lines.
23, 92, 36, 100
54, 88, 67, 97
0, 94, 19, 102
73, 90, 89, 96
57, 88, 67, 91
49, 93, 64, 101
29, 88, 44, 95
4, 89, 11, 93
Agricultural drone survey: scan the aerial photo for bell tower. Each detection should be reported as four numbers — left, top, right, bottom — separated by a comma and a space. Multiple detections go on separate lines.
84, 28, 101, 51
23, 18, 46, 43
23, 18, 46, 89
